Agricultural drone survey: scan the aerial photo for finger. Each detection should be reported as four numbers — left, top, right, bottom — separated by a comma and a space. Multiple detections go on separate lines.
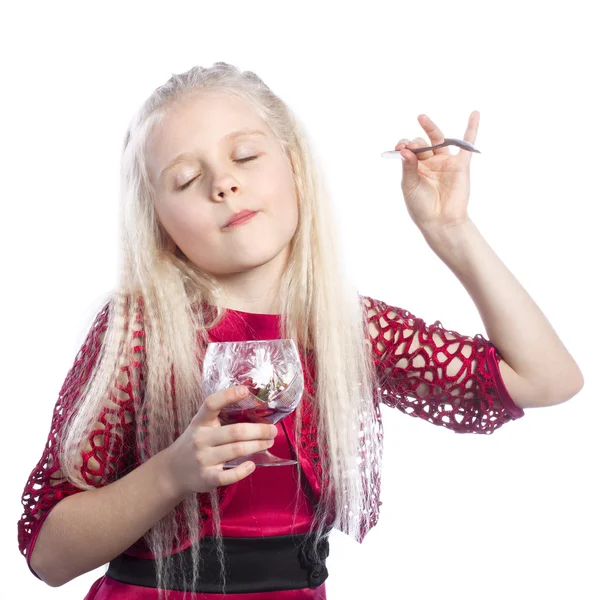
418, 114, 451, 155
395, 138, 417, 162
462, 110, 479, 145
208, 438, 276, 466
213, 461, 257, 486
394, 138, 411, 152
195, 385, 249, 425
211, 422, 278, 446
406, 137, 434, 160
460, 110, 480, 162
398, 139, 421, 183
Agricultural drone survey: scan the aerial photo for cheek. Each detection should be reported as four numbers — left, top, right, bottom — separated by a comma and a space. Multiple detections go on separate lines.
277, 197, 299, 242
268, 164, 298, 221
287, 195, 299, 225
155, 199, 213, 245
268, 188, 298, 228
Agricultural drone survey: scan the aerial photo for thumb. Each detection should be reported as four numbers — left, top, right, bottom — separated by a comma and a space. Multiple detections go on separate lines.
194, 385, 248, 427
400, 149, 421, 189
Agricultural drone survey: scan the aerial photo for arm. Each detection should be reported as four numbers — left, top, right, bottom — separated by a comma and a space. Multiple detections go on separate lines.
421, 218, 584, 408
29, 447, 184, 587
362, 295, 524, 434
17, 298, 175, 586
395, 113, 583, 408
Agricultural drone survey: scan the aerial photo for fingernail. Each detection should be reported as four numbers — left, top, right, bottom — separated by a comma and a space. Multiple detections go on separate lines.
237, 386, 247, 396
270, 425, 278, 436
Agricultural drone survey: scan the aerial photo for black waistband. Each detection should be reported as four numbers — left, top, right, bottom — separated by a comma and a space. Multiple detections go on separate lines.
106, 530, 331, 593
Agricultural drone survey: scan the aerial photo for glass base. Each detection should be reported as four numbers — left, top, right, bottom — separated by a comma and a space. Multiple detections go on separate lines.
223, 449, 298, 468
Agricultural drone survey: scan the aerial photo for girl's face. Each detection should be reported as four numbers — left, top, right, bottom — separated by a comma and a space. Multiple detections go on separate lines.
147, 92, 298, 278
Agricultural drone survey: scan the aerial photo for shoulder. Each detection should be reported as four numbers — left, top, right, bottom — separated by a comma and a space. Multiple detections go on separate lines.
358, 294, 416, 321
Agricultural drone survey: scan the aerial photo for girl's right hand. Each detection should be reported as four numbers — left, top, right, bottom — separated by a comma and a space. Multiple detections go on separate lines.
161, 385, 278, 497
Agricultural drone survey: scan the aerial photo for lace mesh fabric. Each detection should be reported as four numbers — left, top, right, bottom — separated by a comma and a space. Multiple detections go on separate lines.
17, 302, 141, 566
18, 294, 523, 567
361, 295, 523, 432
293, 296, 523, 540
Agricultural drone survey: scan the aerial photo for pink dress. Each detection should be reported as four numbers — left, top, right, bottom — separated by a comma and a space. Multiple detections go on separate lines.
18, 297, 525, 599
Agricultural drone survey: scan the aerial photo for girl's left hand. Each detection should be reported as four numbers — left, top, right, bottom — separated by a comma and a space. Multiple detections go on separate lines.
395, 110, 480, 234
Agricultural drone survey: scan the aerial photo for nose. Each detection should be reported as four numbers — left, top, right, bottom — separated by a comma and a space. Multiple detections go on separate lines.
214, 184, 239, 200
211, 171, 240, 201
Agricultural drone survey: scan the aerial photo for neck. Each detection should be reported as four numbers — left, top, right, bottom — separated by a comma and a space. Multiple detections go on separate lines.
216, 249, 288, 314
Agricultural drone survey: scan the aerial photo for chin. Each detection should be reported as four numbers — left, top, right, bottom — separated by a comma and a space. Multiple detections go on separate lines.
235, 242, 291, 272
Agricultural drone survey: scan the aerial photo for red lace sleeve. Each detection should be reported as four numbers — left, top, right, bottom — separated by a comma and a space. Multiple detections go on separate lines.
361, 295, 524, 434
17, 300, 141, 578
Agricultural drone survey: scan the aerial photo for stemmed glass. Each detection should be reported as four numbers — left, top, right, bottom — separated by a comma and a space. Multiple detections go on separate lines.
201, 339, 305, 468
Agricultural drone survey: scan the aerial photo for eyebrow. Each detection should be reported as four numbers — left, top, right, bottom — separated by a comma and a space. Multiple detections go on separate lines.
159, 128, 267, 180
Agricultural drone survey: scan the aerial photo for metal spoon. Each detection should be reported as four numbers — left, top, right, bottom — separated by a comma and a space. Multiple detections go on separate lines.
381, 138, 480, 158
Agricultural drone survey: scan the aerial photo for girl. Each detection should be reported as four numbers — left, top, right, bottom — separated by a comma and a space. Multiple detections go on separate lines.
17, 62, 584, 599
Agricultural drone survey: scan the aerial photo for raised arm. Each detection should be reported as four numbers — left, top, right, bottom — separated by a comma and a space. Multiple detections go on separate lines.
361, 295, 524, 434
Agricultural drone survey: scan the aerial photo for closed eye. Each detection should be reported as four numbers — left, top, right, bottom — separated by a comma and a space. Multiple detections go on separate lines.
177, 156, 258, 191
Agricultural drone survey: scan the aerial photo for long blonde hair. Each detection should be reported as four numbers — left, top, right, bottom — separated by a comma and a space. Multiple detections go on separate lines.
58, 62, 382, 598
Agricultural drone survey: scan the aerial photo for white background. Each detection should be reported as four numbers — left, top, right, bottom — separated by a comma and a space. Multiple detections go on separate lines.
2, 1, 598, 599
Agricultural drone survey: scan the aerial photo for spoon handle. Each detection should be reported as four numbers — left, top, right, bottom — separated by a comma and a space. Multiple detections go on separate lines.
411, 140, 450, 154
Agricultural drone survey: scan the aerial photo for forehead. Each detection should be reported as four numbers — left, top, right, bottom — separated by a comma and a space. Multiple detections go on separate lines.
147, 93, 269, 182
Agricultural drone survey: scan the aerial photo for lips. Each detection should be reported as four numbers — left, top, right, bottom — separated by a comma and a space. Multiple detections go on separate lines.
226, 210, 258, 227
